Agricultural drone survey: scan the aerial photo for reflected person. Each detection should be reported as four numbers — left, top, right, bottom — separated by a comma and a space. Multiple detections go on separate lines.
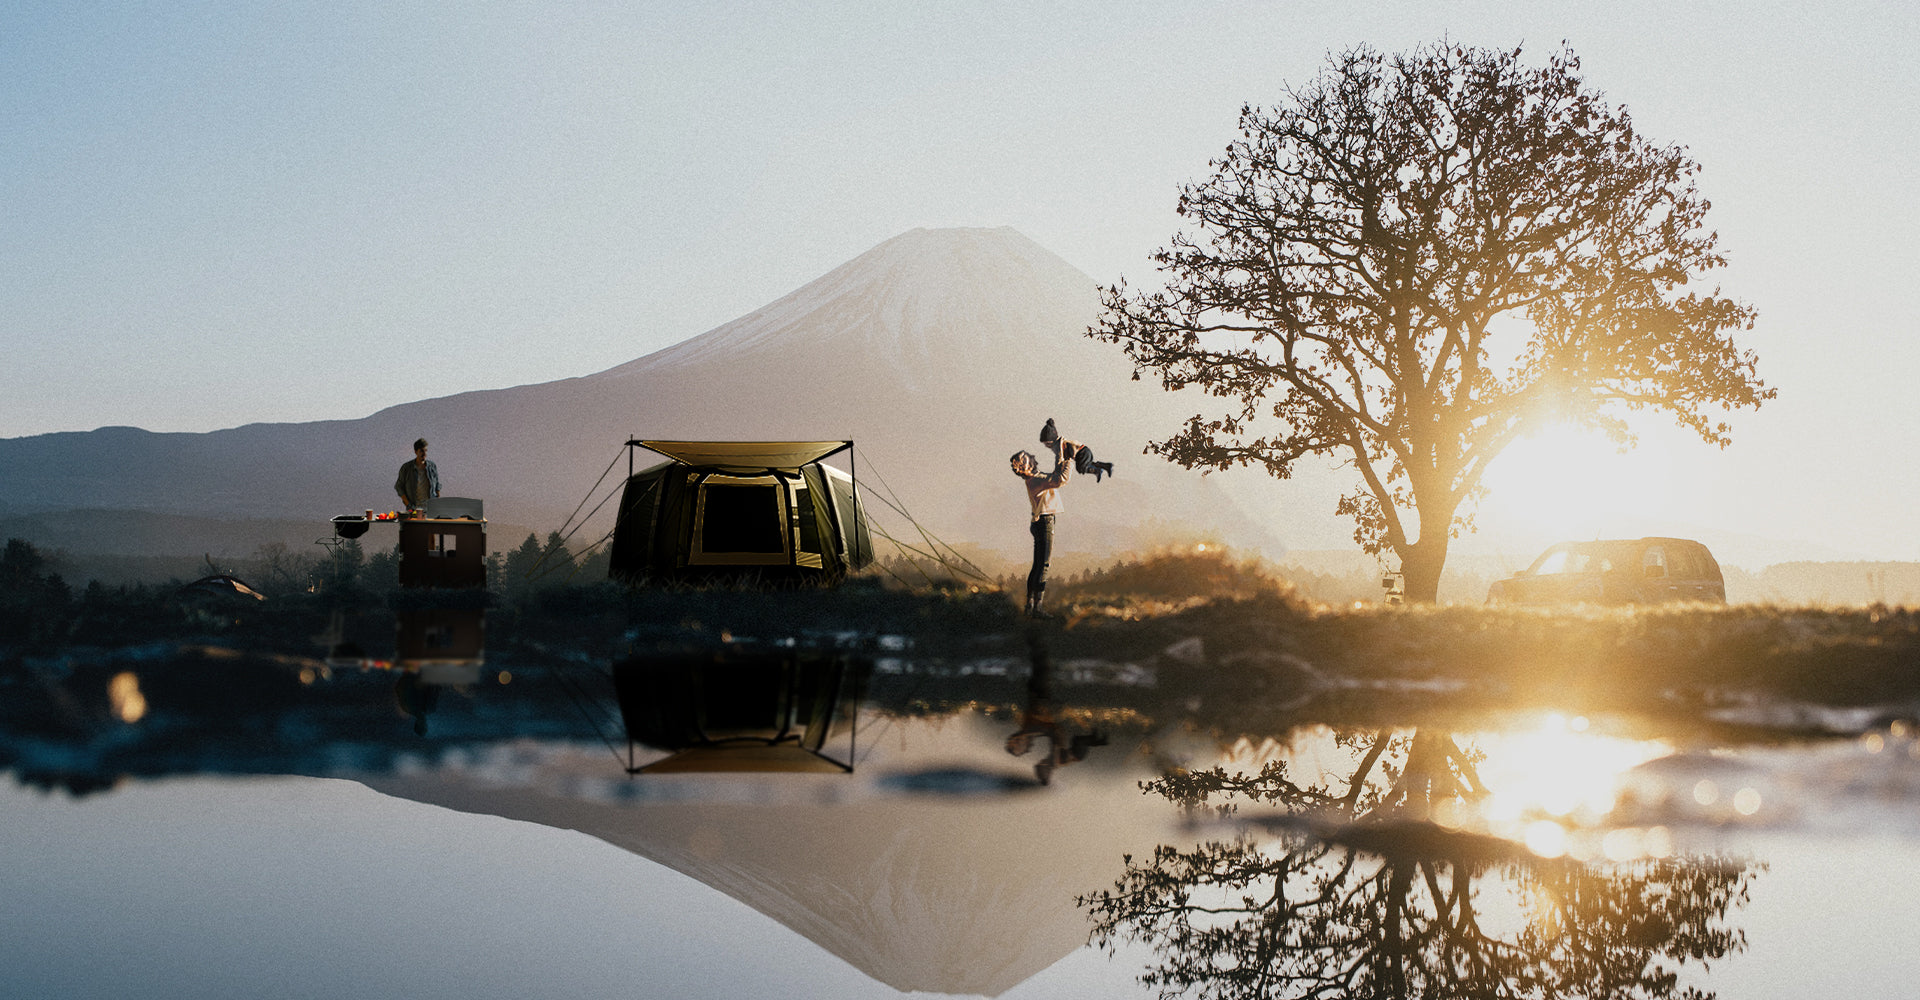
1005, 636, 1107, 784
392, 671, 441, 737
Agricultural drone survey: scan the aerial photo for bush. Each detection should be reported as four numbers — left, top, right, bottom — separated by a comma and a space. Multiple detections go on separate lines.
1053, 545, 1304, 609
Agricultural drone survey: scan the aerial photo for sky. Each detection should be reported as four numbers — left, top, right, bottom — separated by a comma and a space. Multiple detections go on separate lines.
4, 1, 1918, 558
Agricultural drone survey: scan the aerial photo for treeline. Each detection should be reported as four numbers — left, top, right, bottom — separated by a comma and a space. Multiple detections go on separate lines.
215, 531, 614, 599
0, 532, 622, 651
1, 537, 209, 648
1721, 562, 1920, 606
5, 532, 614, 599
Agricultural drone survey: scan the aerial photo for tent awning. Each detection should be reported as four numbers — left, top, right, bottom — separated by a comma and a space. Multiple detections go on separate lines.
634, 440, 850, 470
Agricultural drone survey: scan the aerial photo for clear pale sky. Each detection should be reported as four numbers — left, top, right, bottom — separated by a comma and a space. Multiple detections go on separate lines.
4, 2, 1917, 557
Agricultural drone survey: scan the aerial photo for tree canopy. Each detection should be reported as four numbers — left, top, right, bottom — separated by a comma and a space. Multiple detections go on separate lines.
1092, 42, 1771, 601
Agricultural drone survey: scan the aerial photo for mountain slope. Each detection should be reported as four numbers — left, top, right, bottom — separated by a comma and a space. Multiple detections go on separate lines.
0, 227, 1295, 561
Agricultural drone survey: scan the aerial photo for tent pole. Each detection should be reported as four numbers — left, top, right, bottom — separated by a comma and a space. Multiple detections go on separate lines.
614, 437, 634, 541
848, 441, 858, 576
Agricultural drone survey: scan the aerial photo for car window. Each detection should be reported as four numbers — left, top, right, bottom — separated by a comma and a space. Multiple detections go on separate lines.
1535, 547, 1603, 575
1536, 549, 1577, 574
1665, 546, 1701, 579
1642, 545, 1667, 578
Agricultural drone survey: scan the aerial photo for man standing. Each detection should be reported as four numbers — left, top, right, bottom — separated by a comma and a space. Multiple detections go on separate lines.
1009, 430, 1080, 619
395, 438, 440, 513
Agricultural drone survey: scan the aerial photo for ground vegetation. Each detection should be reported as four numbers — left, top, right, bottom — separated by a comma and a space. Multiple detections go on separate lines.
8, 538, 1920, 730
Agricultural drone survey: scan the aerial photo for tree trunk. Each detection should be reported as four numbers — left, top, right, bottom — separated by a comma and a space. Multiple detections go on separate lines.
1398, 537, 1449, 604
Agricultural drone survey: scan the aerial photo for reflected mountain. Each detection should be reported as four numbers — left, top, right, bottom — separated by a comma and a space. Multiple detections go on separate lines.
1083, 729, 1756, 1000
364, 718, 1167, 997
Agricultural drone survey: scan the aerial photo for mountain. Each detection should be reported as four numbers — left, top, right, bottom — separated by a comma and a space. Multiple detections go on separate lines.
0, 227, 1300, 564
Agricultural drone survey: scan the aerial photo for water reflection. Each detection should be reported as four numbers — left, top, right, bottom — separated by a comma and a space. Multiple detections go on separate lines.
1083, 729, 1757, 999
350, 628, 1166, 997
22, 602, 1920, 998
391, 610, 486, 734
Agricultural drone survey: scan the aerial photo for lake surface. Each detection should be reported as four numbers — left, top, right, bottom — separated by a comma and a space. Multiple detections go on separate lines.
6, 606, 1919, 998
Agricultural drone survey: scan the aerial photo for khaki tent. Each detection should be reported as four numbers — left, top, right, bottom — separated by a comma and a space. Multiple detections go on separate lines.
607, 440, 873, 584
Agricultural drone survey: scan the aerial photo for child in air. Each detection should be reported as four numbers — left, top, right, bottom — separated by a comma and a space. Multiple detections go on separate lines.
1039, 418, 1113, 482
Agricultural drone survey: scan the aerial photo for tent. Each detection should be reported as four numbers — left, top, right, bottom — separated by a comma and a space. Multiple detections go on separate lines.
607, 440, 873, 584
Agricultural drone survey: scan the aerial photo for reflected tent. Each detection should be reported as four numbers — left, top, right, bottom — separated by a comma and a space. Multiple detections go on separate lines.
613, 645, 862, 773
607, 440, 874, 585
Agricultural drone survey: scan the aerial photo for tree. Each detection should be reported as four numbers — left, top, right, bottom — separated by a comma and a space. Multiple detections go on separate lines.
1, 537, 72, 644
319, 539, 364, 594
495, 531, 577, 599
1092, 43, 1771, 601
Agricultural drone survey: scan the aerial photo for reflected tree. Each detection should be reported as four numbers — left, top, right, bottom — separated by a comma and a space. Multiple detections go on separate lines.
1154, 729, 1485, 821
1083, 730, 1754, 999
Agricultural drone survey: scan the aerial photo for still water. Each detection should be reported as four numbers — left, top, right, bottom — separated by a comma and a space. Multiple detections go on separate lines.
5, 607, 1919, 998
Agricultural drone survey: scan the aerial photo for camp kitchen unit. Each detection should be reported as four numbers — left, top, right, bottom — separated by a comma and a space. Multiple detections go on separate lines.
397, 498, 485, 588
332, 497, 486, 589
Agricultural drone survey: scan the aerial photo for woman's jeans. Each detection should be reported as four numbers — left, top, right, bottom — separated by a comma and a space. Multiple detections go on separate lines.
1028, 514, 1055, 594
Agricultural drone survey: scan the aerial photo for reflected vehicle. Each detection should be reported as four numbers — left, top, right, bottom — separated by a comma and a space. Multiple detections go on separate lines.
1487, 537, 1726, 605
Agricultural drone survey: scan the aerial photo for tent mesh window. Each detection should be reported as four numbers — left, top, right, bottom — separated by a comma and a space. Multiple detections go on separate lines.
700, 483, 784, 554
794, 487, 822, 555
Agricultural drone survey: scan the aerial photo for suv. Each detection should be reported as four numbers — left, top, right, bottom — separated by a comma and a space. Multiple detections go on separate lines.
1486, 537, 1726, 606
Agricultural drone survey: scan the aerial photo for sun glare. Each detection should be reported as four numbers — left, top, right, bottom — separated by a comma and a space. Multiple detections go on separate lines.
1466, 713, 1674, 858
1479, 423, 1676, 536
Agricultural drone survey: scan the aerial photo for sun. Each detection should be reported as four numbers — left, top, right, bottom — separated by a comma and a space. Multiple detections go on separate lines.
1478, 423, 1676, 537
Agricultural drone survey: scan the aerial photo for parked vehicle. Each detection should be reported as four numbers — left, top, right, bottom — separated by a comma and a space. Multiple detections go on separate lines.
1486, 537, 1726, 605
